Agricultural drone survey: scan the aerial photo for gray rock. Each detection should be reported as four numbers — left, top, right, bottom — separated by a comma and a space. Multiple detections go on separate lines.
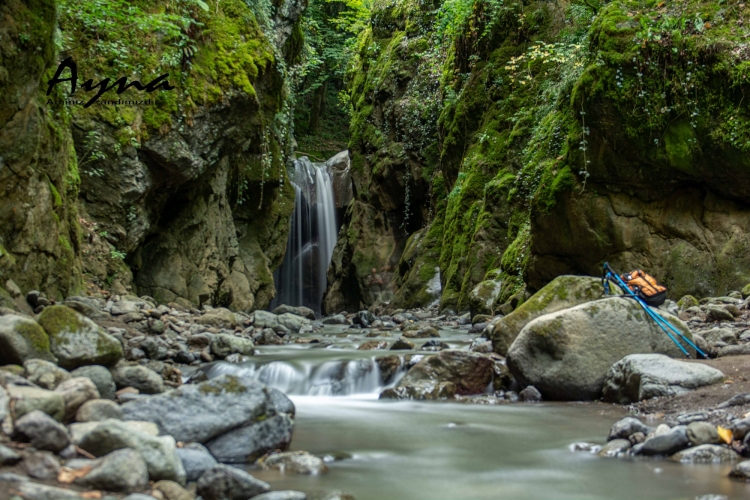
0, 443, 21, 465
598, 438, 631, 457
0, 314, 56, 365
730, 417, 750, 441
519, 386, 542, 402
253, 492, 307, 500
706, 305, 735, 322
175, 442, 218, 482
73, 447, 150, 492
71, 365, 117, 400
70, 418, 186, 484
123, 495, 159, 500
14, 410, 70, 452
196, 464, 271, 500
704, 327, 738, 345
64, 296, 107, 320
206, 413, 294, 463
717, 344, 750, 357
55, 377, 100, 421
730, 460, 750, 481
111, 363, 165, 394
121, 374, 287, 444
272, 305, 316, 320
210, 334, 255, 359
608, 417, 653, 441
687, 421, 721, 445
13, 481, 83, 499
197, 308, 238, 329
671, 444, 740, 463
150, 319, 166, 334
37, 306, 123, 369
22, 449, 60, 479
23, 359, 70, 389
277, 313, 311, 333
390, 337, 415, 350
268, 387, 295, 417
602, 354, 725, 404
322, 314, 346, 325
308, 491, 355, 500
76, 399, 124, 422
258, 451, 328, 474
507, 298, 695, 400
7, 384, 65, 421
634, 426, 690, 456
253, 310, 280, 330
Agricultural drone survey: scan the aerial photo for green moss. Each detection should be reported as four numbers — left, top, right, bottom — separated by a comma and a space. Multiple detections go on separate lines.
15, 320, 53, 354
198, 375, 249, 395
37, 305, 88, 341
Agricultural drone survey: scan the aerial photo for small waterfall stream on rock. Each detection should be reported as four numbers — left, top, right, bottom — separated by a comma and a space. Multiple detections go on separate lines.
271, 156, 338, 315
194, 324, 750, 500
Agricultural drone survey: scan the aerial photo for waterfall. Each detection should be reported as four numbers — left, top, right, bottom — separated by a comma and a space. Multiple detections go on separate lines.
271, 157, 338, 315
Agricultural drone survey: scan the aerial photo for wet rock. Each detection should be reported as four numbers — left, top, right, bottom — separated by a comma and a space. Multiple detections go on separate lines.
71, 365, 117, 400
210, 334, 254, 359
197, 308, 238, 329
598, 439, 631, 457
23, 359, 70, 389
258, 451, 328, 474
0, 444, 21, 465
278, 313, 311, 333
381, 350, 501, 400
519, 386, 542, 402
196, 464, 271, 500
272, 305, 316, 320
14, 410, 70, 452
402, 327, 439, 339
485, 276, 608, 356
268, 388, 296, 417
730, 460, 750, 481
358, 340, 388, 350
206, 413, 294, 463
37, 306, 123, 369
308, 491, 356, 500
8, 384, 65, 421
22, 449, 60, 479
253, 492, 307, 500
671, 444, 740, 463
322, 314, 347, 325
633, 426, 690, 456
376, 355, 402, 384
76, 399, 124, 422
121, 374, 287, 444
55, 377, 100, 421
602, 354, 724, 404
111, 363, 165, 394
73, 447, 150, 493
390, 338, 415, 350
730, 417, 750, 441
70, 418, 186, 483
0, 314, 56, 365
176, 442, 218, 482
607, 417, 653, 441
507, 298, 694, 401
421, 340, 450, 351
353, 311, 376, 328
687, 421, 721, 445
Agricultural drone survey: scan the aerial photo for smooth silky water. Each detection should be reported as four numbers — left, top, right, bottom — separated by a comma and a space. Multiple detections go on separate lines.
202, 325, 750, 499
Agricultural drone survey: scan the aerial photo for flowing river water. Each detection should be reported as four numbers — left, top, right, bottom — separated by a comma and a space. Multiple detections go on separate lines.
201, 324, 750, 499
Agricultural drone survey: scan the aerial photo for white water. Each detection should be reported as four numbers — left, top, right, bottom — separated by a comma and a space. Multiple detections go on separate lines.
271, 156, 339, 315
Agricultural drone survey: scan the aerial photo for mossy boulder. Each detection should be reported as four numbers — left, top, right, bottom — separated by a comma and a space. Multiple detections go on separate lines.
486, 276, 611, 356
468, 279, 504, 318
37, 305, 123, 370
0, 314, 56, 365
506, 297, 694, 401
677, 295, 700, 310
742, 284, 750, 300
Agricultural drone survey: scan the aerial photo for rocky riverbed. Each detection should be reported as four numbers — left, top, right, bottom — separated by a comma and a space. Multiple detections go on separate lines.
2, 273, 750, 498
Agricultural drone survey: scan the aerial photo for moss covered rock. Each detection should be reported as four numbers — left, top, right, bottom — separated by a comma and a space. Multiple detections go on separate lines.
487, 276, 611, 356
0, 314, 56, 365
37, 305, 122, 369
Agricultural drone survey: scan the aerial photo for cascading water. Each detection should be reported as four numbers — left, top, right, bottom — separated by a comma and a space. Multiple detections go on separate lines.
271, 156, 338, 315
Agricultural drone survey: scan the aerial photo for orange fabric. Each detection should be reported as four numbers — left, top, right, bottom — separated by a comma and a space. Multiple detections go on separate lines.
620, 270, 666, 298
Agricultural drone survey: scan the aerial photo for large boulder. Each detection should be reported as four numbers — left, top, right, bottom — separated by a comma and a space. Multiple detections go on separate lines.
206, 413, 294, 463
37, 306, 123, 369
602, 354, 725, 404
70, 418, 186, 484
120, 374, 294, 446
507, 297, 693, 400
380, 350, 509, 400
486, 276, 610, 355
0, 314, 56, 365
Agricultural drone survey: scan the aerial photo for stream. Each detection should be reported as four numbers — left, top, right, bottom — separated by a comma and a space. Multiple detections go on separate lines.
201, 324, 750, 499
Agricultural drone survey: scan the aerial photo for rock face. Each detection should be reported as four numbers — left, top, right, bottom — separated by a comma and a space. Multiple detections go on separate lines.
380, 350, 506, 400
37, 306, 123, 369
602, 354, 725, 404
486, 276, 610, 355
121, 374, 294, 461
507, 298, 694, 400
0, 315, 56, 365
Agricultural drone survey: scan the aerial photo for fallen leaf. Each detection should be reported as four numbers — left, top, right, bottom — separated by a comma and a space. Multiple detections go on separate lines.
718, 426, 733, 444
58, 466, 92, 484
81, 492, 102, 499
